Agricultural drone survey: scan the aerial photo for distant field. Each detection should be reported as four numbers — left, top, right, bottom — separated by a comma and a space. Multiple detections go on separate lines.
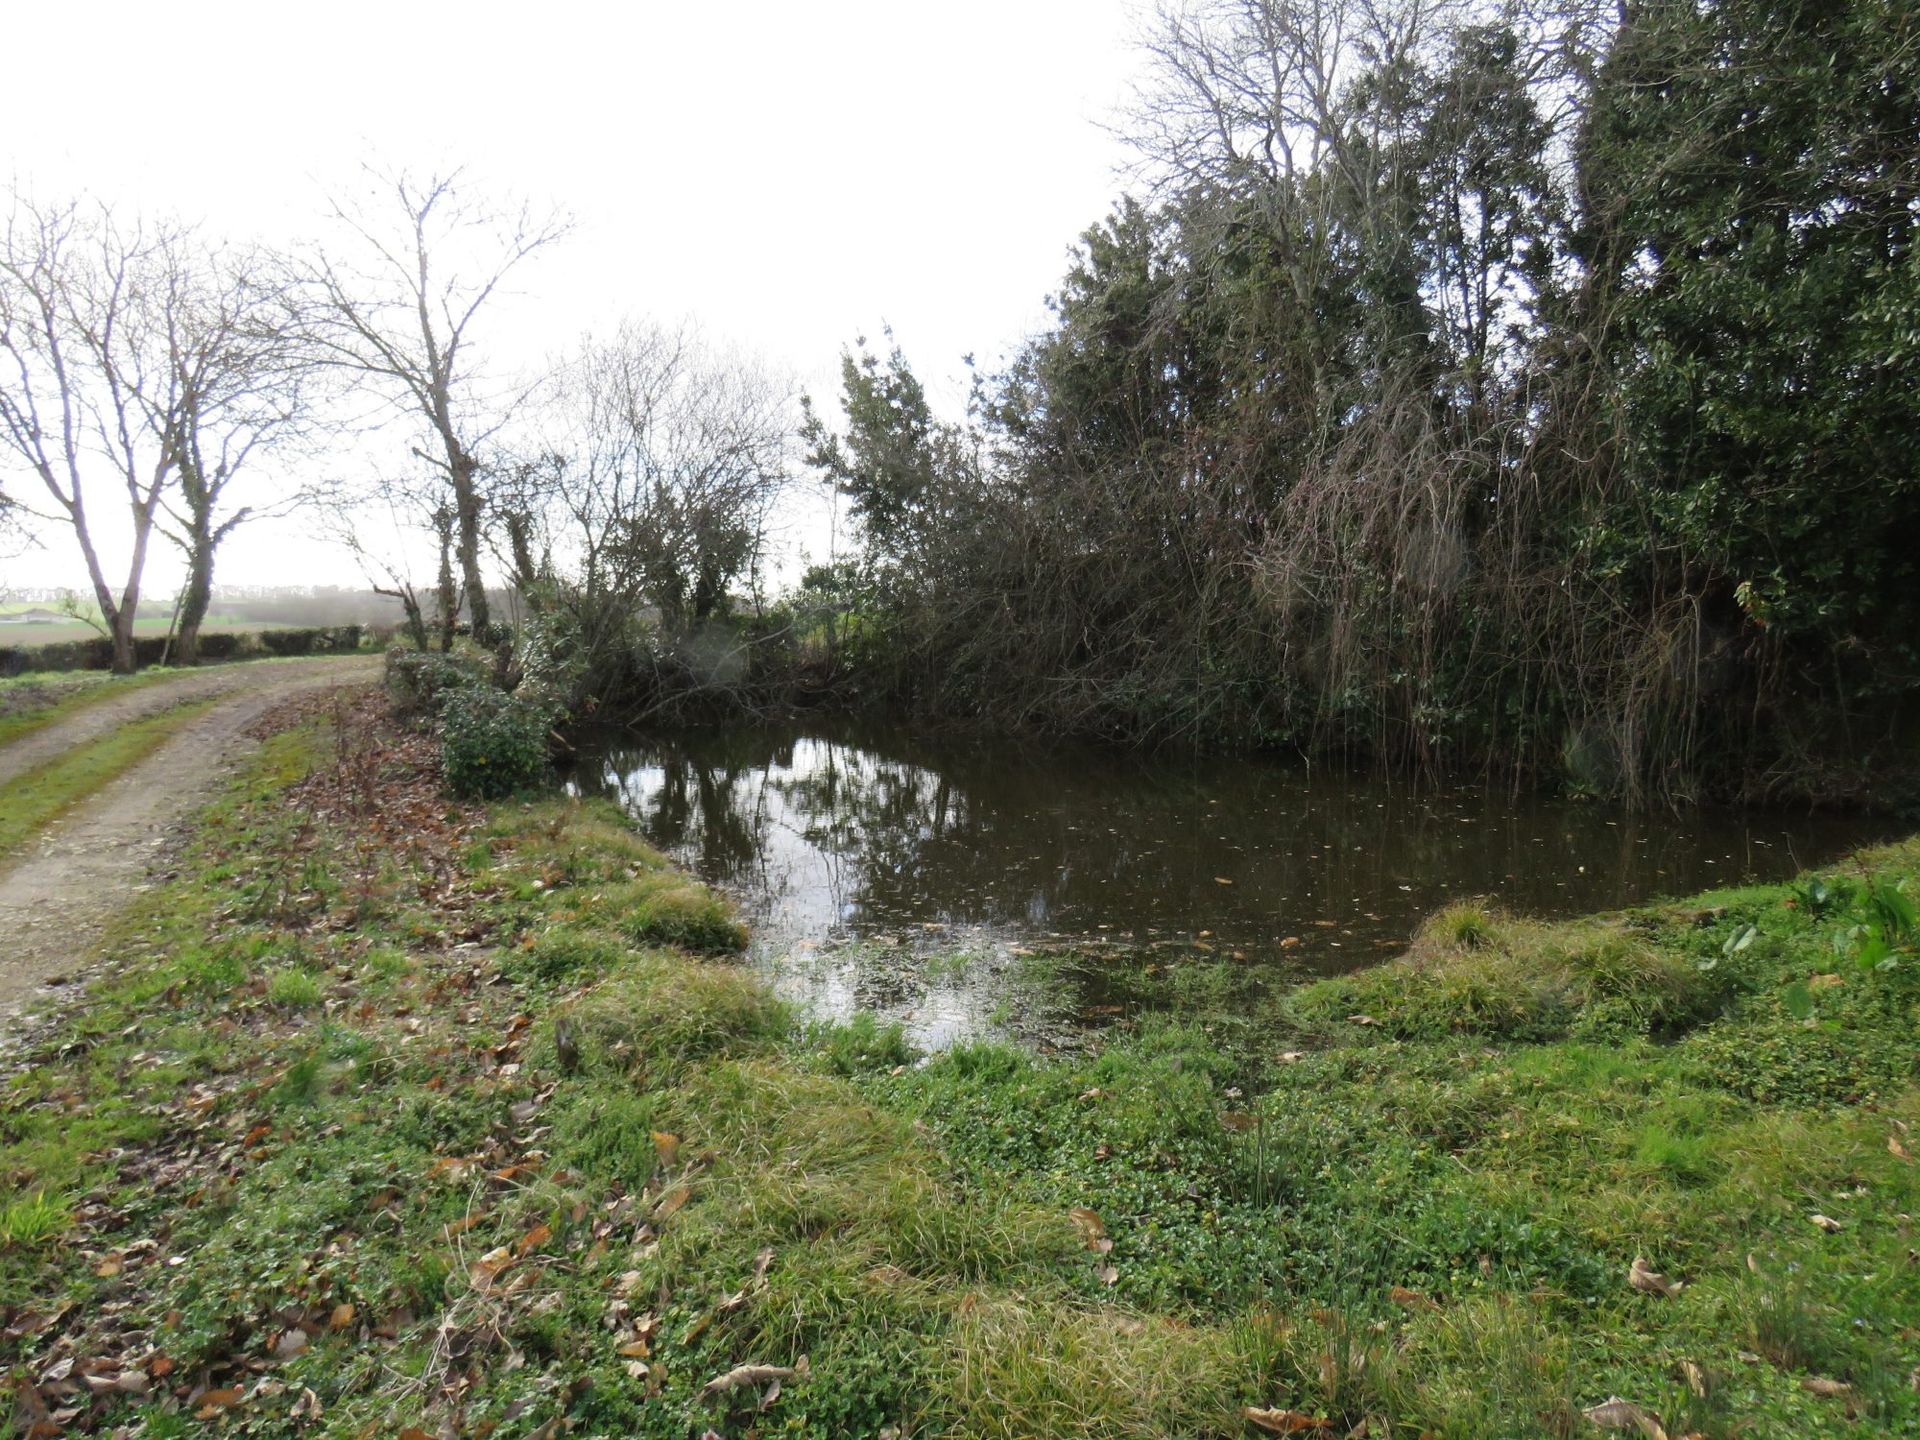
0, 605, 315, 648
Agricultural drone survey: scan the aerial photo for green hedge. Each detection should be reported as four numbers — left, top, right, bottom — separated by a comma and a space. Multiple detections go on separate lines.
0, 625, 368, 676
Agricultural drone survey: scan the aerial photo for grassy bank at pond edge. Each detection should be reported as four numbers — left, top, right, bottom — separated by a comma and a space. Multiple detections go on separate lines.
1, 693, 1916, 1437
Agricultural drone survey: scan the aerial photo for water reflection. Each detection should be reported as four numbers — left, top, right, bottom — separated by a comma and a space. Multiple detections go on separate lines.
570, 723, 1891, 1045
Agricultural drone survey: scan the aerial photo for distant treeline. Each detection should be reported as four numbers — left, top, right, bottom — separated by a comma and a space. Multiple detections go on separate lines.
782, 0, 1919, 806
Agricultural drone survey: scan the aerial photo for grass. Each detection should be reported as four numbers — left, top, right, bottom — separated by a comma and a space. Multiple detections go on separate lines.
0, 703, 1915, 1437
0, 694, 223, 856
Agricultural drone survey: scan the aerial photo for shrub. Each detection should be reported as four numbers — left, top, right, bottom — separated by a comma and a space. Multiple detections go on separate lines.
439, 684, 554, 799
384, 646, 487, 718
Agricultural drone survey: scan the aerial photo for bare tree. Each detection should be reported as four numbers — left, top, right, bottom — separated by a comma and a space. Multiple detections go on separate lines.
532, 319, 791, 626
158, 238, 316, 663
499, 319, 791, 711
320, 476, 444, 652
304, 167, 568, 643
0, 190, 183, 673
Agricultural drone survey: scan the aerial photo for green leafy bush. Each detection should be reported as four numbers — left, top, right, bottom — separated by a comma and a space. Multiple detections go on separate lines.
383, 646, 487, 718
439, 684, 554, 799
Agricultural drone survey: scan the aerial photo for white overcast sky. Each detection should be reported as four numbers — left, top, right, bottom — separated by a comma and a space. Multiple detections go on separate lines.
2, 0, 1145, 594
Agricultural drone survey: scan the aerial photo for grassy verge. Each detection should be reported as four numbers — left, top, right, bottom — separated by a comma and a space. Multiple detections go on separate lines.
1, 694, 1914, 1437
0, 696, 224, 857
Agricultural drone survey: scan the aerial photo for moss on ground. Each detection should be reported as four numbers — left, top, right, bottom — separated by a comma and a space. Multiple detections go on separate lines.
0, 703, 1915, 1437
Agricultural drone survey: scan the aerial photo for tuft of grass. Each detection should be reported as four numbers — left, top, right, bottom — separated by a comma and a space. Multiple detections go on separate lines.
550, 952, 788, 1079
808, 1011, 917, 1075
939, 1298, 1246, 1439
266, 969, 323, 1008
0, 1193, 71, 1249
1289, 909, 1718, 1042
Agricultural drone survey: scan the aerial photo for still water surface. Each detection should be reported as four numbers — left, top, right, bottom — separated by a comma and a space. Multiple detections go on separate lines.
569, 723, 1891, 1046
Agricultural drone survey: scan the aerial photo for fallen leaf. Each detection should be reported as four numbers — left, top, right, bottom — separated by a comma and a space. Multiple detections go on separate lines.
273, 1327, 309, 1359
1628, 1257, 1684, 1298
653, 1184, 692, 1221
1582, 1396, 1668, 1439
1809, 1213, 1843, 1233
1892, 1134, 1914, 1164
1277, 1050, 1307, 1063
516, 1222, 552, 1258
700, 1356, 808, 1398
652, 1131, 680, 1168
329, 1303, 355, 1330
1347, 1014, 1379, 1027
193, 1386, 245, 1419
1095, 1262, 1119, 1285
1069, 1206, 1107, 1248
1680, 1362, 1708, 1398
1388, 1286, 1437, 1311
1801, 1377, 1853, 1400
1214, 877, 1235, 886
1242, 1407, 1335, 1434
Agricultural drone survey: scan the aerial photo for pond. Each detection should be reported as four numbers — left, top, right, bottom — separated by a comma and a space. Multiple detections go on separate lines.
567, 722, 1893, 1048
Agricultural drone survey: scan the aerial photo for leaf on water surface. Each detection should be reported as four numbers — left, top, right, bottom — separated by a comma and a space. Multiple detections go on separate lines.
1241, 1406, 1335, 1434
1214, 877, 1234, 885
1627, 1257, 1683, 1298
1582, 1396, 1668, 1439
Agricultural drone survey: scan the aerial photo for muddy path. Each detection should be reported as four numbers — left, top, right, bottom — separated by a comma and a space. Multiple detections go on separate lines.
0, 658, 380, 1029
0, 657, 370, 790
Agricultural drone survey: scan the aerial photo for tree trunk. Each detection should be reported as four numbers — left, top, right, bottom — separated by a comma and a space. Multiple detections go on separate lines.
174, 521, 215, 666
434, 508, 460, 653
450, 450, 490, 641
109, 606, 138, 675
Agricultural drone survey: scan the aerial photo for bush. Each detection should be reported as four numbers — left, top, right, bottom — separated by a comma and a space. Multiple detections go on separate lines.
439, 684, 554, 799
384, 646, 487, 718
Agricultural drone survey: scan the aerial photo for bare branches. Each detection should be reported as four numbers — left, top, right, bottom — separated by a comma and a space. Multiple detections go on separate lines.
302, 167, 571, 641
0, 187, 188, 670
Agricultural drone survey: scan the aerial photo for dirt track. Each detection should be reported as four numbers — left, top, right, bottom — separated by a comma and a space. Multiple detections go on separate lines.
0, 658, 379, 1029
